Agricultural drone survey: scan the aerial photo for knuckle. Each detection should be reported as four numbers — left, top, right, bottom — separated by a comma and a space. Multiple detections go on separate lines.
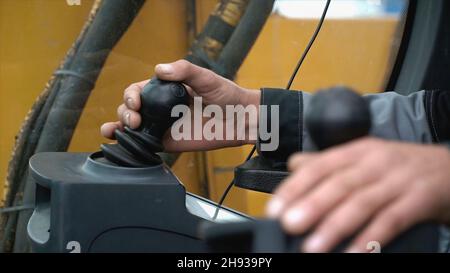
199, 72, 219, 91
100, 124, 109, 136
176, 59, 191, 70
116, 104, 124, 116
122, 109, 131, 118
125, 83, 139, 93
123, 88, 133, 100
124, 83, 142, 97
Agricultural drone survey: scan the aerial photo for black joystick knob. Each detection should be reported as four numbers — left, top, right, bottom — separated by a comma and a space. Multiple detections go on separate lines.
101, 78, 190, 167
305, 86, 371, 150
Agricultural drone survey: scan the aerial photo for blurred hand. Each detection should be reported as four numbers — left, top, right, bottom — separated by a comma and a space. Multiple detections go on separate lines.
101, 59, 260, 152
266, 137, 450, 252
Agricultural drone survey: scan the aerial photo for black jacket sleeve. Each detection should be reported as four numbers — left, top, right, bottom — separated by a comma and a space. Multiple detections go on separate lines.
256, 88, 303, 162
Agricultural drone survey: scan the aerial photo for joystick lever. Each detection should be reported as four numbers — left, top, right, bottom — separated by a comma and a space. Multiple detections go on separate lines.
305, 86, 371, 150
101, 78, 190, 167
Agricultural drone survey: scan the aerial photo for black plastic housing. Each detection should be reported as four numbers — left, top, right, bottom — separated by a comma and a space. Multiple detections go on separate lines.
27, 152, 208, 252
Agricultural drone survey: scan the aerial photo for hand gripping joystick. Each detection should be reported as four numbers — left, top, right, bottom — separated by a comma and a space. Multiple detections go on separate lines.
305, 86, 371, 150
101, 78, 190, 167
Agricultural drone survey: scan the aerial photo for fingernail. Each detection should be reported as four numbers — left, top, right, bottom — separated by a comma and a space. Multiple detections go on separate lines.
126, 97, 134, 109
304, 234, 326, 253
284, 208, 307, 227
156, 64, 173, 74
266, 198, 285, 218
124, 111, 131, 126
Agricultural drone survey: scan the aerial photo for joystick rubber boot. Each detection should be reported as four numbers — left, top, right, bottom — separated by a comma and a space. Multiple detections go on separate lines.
101, 78, 190, 167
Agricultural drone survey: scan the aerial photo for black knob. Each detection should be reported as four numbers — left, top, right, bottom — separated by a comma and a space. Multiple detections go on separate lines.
305, 86, 371, 150
101, 78, 190, 167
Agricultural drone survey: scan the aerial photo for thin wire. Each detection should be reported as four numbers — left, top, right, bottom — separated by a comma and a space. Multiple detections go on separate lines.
212, 0, 331, 220
286, 0, 331, 90
212, 146, 256, 220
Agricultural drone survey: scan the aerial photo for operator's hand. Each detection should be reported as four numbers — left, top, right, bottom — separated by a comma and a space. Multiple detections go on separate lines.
101, 59, 260, 152
266, 137, 450, 252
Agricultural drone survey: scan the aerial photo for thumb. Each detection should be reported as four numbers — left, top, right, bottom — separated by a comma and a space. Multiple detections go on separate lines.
154, 59, 223, 94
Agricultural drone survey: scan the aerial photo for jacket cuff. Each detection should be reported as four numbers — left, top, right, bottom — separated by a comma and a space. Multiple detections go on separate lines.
424, 90, 450, 143
257, 88, 303, 161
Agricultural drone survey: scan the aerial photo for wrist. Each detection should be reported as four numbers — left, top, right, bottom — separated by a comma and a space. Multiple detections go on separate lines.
241, 89, 260, 145
241, 88, 261, 107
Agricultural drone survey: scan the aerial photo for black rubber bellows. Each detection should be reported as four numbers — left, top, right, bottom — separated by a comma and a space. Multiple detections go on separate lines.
101, 78, 190, 167
305, 86, 371, 150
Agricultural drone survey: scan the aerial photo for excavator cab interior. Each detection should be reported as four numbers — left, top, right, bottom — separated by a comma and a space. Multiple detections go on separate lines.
1, 0, 450, 257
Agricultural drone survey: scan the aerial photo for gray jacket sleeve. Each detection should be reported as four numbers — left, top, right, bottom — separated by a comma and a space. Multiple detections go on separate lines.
302, 90, 433, 151
258, 89, 436, 160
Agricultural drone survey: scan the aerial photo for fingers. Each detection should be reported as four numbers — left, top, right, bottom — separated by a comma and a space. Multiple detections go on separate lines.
347, 188, 434, 253
117, 104, 141, 129
300, 175, 402, 253
263, 138, 447, 253
100, 121, 123, 139
280, 148, 394, 235
123, 80, 148, 111
101, 81, 147, 140
155, 59, 223, 94
266, 139, 370, 218
280, 165, 377, 234
297, 165, 421, 253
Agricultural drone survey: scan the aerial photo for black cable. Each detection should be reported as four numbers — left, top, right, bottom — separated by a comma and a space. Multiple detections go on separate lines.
286, 0, 331, 90
212, 146, 256, 220
212, 179, 235, 219
212, 0, 331, 220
